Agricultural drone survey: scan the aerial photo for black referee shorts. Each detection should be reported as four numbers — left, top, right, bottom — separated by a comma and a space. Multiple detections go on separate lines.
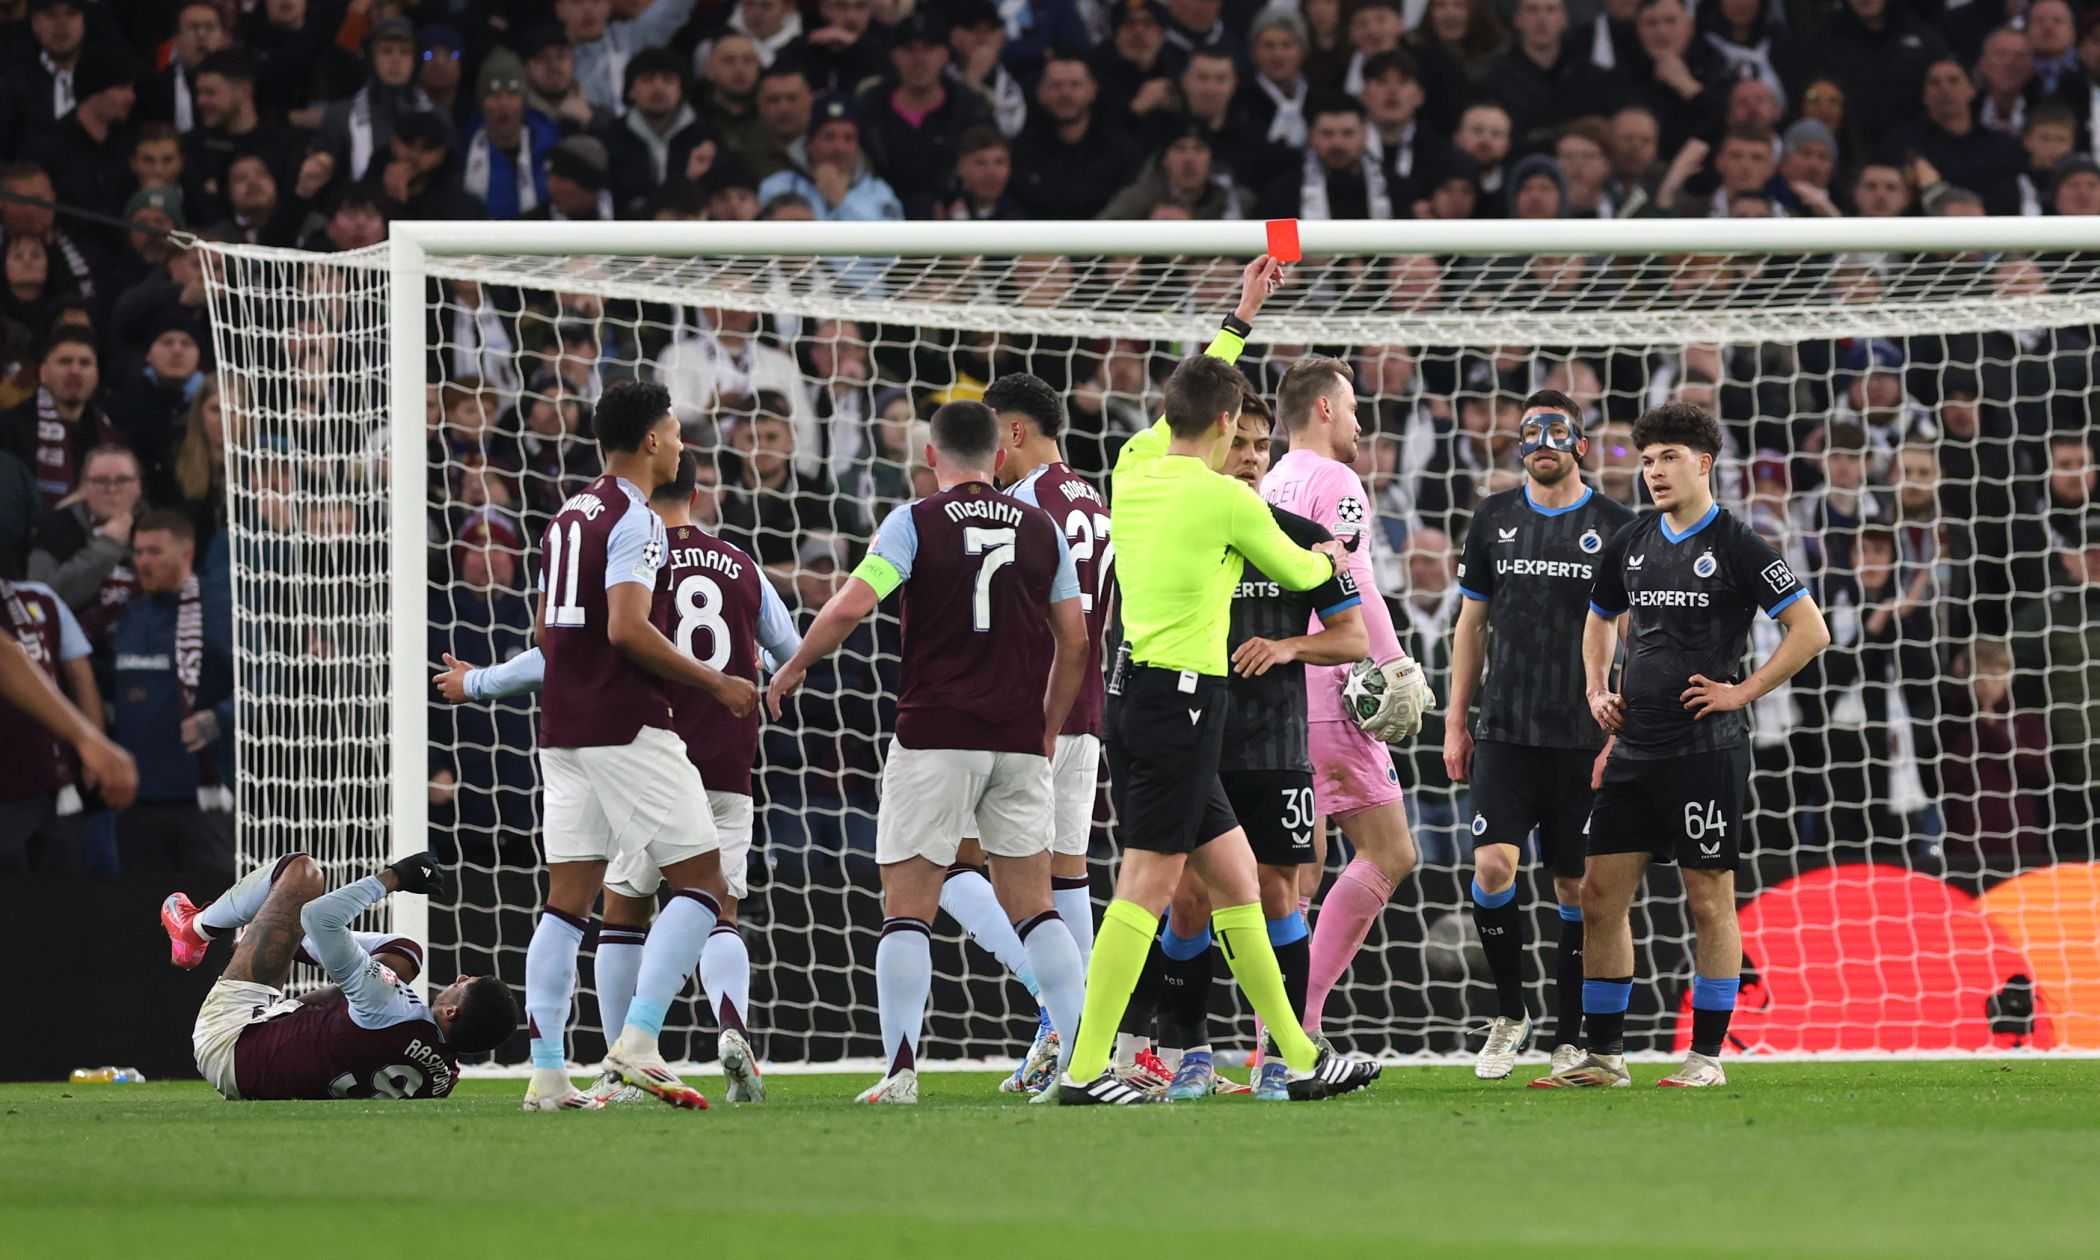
1107, 666, 1238, 855
1588, 745, 1752, 872
1468, 741, 1597, 880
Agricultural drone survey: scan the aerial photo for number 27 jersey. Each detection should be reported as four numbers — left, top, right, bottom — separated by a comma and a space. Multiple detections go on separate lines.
1009, 462, 1110, 738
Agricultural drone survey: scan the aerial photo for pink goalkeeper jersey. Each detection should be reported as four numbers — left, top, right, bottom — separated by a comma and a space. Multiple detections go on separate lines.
1262, 448, 1404, 724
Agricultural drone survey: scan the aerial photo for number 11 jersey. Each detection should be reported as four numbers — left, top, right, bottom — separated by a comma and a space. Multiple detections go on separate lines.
537, 474, 673, 749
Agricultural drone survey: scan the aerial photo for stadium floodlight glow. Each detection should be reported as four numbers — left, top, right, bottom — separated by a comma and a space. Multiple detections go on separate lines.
200, 216, 2100, 1066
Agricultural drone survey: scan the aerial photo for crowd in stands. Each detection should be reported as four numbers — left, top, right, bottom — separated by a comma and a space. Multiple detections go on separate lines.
0, 0, 2095, 893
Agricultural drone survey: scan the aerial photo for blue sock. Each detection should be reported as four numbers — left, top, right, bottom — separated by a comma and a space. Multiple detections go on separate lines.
624, 890, 718, 1042
1160, 923, 1212, 961
1558, 903, 1584, 923
1267, 911, 1308, 947
1470, 880, 1517, 909
1690, 976, 1740, 1057
525, 906, 588, 1070
1581, 977, 1633, 1057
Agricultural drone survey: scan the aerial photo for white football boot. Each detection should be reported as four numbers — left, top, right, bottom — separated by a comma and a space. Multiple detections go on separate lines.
718, 1029, 766, 1103
522, 1069, 606, 1112
855, 1067, 919, 1104
1528, 1051, 1632, 1089
584, 1065, 650, 1106
1656, 1051, 1728, 1088
1548, 1043, 1586, 1076
1474, 1015, 1532, 1080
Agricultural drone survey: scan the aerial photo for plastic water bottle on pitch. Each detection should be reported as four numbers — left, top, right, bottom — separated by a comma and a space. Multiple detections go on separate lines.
68, 1067, 146, 1084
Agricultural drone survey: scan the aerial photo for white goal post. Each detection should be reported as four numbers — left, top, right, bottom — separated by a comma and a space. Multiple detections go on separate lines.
201, 215, 2100, 1066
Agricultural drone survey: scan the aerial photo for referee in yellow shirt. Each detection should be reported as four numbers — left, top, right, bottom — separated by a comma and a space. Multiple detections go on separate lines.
1058, 258, 1381, 1105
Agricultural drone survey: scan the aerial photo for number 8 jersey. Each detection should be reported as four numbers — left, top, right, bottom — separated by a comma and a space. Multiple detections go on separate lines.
537, 474, 674, 749
652, 523, 794, 797
859, 481, 1078, 755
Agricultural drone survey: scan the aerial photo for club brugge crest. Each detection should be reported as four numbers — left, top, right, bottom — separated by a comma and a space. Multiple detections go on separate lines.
1579, 527, 1602, 554
1471, 812, 1487, 836
1693, 549, 1718, 578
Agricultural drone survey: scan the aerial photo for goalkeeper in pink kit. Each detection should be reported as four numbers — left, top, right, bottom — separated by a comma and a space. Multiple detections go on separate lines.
1261, 357, 1433, 1034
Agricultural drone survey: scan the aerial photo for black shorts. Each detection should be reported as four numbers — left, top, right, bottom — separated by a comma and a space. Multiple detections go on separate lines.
1468, 741, 1597, 880
1107, 666, 1238, 855
1587, 745, 1752, 872
1221, 770, 1317, 867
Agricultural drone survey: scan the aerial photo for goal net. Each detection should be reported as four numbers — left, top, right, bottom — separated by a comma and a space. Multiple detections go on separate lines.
202, 218, 2100, 1066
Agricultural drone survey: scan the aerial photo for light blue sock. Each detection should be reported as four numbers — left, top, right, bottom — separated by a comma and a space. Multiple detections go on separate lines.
1019, 911, 1085, 1070
1160, 923, 1212, 960
1267, 911, 1309, 946
876, 918, 932, 1074
941, 866, 1039, 994
197, 854, 297, 936
1691, 976, 1740, 1011
593, 926, 646, 1043
1470, 880, 1517, 909
1053, 877, 1095, 971
625, 890, 718, 1040
525, 907, 587, 1070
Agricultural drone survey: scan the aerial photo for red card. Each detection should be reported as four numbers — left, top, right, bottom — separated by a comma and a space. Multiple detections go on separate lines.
1264, 218, 1302, 264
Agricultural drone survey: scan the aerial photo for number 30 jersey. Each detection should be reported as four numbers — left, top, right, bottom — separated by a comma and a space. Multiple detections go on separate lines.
858, 482, 1080, 755
1009, 462, 1111, 738
537, 474, 673, 749
652, 524, 796, 797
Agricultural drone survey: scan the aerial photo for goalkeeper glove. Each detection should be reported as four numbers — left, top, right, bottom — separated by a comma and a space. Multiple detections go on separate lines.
1356, 655, 1434, 744
386, 851, 449, 898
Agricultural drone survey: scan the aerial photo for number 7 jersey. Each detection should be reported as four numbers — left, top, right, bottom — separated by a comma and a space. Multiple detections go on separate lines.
1008, 462, 1111, 738
860, 481, 1079, 754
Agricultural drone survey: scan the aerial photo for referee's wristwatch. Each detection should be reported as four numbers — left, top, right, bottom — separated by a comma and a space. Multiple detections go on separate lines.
1220, 313, 1253, 339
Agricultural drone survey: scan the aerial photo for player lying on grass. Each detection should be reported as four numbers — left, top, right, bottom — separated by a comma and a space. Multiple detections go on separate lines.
436, 451, 799, 1106
766, 399, 1091, 1105
1131, 392, 1368, 1101
1534, 402, 1829, 1090
163, 852, 517, 1099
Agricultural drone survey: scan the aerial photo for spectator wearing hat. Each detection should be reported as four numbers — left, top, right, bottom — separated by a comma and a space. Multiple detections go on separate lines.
698, 154, 762, 220
804, 0, 893, 96
143, 3, 231, 135
933, 126, 1022, 220
1359, 49, 1448, 216
696, 32, 770, 178
528, 134, 615, 221
2048, 151, 2100, 214
606, 47, 715, 218
752, 61, 814, 179
1092, 1, 1178, 136
855, 9, 993, 218
108, 311, 207, 499
1234, 4, 1316, 194
757, 94, 903, 221
1100, 120, 1246, 219
1507, 152, 1566, 219
106, 186, 187, 299
562, 0, 699, 112
1774, 117, 1841, 217
946, 1, 1026, 140
315, 17, 438, 185
1900, 57, 2026, 215
2, 326, 116, 513
1162, 0, 1235, 60
1263, 95, 1395, 220
1013, 53, 1142, 219
419, 25, 471, 123
27, 47, 140, 229
462, 50, 561, 220
183, 50, 299, 226
1487, 0, 1619, 153
519, 24, 611, 134
10, 0, 90, 143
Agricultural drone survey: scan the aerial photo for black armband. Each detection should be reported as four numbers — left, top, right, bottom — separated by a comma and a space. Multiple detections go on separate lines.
1219, 313, 1253, 340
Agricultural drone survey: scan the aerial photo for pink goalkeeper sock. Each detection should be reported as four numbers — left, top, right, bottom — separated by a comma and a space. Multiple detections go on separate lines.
1302, 859, 1395, 1032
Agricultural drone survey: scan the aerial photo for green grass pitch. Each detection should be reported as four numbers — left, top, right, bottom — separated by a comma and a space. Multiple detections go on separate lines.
5, 1062, 2095, 1260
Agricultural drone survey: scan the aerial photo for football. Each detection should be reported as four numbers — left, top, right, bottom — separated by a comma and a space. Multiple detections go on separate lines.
1341, 658, 1385, 724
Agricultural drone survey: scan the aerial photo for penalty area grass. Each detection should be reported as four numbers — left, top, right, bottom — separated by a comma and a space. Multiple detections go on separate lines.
1, 1060, 2093, 1260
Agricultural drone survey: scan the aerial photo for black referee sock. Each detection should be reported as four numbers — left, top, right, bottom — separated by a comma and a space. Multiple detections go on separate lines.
1554, 904, 1585, 1047
1120, 936, 1166, 1036
1470, 881, 1527, 1021
1156, 925, 1213, 1053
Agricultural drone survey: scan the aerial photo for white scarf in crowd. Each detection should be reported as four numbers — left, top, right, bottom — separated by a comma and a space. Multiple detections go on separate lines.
1299, 148, 1392, 220
173, 63, 194, 132
348, 84, 435, 181
42, 52, 74, 118
462, 127, 541, 215
1256, 75, 1309, 148
1704, 32, 1783, 101
1365, 121, 1417, 181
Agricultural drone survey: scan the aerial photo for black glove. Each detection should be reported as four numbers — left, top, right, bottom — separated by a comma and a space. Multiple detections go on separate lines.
386, 851, 449, 898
